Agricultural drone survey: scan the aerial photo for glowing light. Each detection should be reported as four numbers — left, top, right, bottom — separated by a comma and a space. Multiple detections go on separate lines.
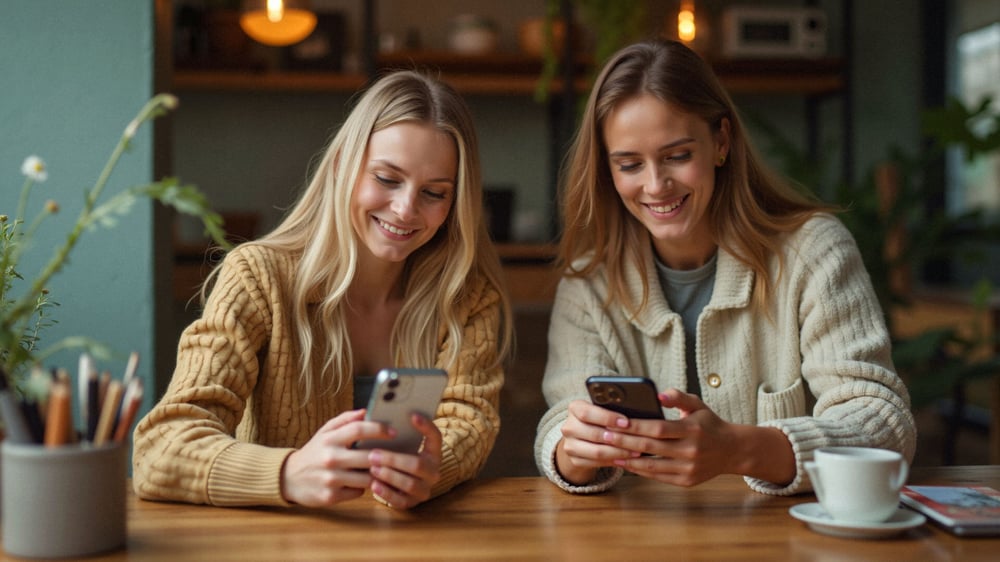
239, 0, 317, 47
678, 1, 697, 43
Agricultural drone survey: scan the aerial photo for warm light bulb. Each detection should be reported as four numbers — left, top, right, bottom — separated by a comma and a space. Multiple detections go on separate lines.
678, 1, 697, 43
267, 0, 283, 22
240, 0, 317, 47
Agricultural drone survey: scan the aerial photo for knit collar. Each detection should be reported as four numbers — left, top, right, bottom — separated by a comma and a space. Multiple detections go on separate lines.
626, 241, 754, 336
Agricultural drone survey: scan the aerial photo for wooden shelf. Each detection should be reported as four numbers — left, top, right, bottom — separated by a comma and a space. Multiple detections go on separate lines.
172, 54, 843, 97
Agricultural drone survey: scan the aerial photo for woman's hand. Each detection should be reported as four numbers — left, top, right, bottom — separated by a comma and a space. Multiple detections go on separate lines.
367, 413, 443, 509
607, 389, 796, 487
280, 409, 394, 507
556, 399, 643, 485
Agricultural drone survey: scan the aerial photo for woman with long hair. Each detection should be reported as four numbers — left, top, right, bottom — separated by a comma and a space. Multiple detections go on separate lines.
134, 70, 513, 509
535, 40, 915, 495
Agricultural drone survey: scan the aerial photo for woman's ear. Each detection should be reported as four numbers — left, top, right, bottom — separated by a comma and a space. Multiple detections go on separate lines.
716, 117, 732, 164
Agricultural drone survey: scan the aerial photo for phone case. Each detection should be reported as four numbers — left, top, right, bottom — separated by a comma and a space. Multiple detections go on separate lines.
353, 368, 448, 453
586, 376, 664, 419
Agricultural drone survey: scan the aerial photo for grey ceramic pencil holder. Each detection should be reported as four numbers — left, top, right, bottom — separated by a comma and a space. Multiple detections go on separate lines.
2, 441, 127, 558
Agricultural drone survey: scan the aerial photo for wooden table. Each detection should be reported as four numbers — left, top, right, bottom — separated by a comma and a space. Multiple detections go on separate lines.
4, 466, 997, 561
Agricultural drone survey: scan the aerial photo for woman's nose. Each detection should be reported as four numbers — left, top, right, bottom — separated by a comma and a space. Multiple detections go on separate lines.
645, 165, 669, 195
391, 188, 418, 220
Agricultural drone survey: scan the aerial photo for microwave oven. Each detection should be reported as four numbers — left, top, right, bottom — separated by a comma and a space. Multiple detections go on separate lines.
721, 6, 827, 58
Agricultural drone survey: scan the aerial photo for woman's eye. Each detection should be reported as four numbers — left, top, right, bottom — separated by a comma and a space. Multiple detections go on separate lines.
375, 175, 400, 186
616, 162, 641, 173
423, 189, 448, 201
667, 152, 693, 162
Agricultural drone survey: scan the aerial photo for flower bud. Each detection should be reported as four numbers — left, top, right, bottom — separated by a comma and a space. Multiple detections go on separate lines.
44, 200, 60, 214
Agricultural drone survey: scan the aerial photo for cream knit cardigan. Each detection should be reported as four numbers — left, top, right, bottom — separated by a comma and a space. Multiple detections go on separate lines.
535, 214, 916, 495
133, 245, 504, 506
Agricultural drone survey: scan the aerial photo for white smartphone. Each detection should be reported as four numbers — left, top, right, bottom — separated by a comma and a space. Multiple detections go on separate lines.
353, 368, 448, 454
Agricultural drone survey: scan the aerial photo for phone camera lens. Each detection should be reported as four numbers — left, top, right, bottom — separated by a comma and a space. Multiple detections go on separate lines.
388, 378, 400, 388
607, 385, 624, 404
383, 391, 395, 401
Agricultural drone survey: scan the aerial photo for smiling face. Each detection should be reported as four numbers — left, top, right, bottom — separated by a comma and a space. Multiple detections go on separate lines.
602, 94, 729, 270
351, 121, 457, 265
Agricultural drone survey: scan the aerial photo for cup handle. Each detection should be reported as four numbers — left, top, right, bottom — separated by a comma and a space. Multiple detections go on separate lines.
891, 459, 909, 491
804, 461, 825, 503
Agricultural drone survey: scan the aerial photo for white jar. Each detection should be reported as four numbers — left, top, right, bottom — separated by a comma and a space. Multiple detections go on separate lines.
449, 14, 498, 55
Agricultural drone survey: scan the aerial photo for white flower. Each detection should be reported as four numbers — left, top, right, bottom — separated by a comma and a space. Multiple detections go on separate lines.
20, 156, 47, 182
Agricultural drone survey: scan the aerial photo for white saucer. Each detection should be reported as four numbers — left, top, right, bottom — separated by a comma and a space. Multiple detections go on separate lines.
789, 502, 926, 539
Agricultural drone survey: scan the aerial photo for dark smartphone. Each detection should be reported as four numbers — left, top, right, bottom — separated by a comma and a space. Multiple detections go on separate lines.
585, 376, 665, 420
353, 368, 448, 454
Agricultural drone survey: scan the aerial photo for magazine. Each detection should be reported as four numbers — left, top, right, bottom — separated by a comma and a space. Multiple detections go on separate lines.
900, 485, 1000, 536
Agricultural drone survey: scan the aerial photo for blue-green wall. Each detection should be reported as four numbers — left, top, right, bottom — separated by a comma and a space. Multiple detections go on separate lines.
1, 2, 157, 413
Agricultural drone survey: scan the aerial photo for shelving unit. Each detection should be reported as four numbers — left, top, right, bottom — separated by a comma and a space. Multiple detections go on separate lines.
162, 1, 852, 308
172, 56, 844, 97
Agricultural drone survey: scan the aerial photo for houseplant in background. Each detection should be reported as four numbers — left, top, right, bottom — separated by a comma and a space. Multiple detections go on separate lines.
534, 0, 647, 103
1, 93, 229, 426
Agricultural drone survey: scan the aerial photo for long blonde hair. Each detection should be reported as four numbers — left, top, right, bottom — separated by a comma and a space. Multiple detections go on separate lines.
227, 70, 512, 396
559, 40, 832, 315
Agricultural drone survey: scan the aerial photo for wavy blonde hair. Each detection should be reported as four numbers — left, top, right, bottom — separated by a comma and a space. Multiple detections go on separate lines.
559, 40, 833, 315
218, 71, 512, 396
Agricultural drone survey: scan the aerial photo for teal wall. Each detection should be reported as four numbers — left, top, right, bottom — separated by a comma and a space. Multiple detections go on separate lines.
1, 2, 157, 413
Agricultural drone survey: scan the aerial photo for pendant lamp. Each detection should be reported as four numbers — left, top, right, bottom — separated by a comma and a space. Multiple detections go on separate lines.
240, 0, 317, 47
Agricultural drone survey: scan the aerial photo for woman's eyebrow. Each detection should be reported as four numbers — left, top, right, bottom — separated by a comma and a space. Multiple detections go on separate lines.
607, 137, 695, 158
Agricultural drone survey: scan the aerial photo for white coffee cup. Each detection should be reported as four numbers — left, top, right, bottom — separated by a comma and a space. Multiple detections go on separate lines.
804, 446, 908, 523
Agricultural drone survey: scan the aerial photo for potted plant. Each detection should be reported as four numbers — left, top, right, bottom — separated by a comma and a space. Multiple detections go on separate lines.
0, 94, 229, 434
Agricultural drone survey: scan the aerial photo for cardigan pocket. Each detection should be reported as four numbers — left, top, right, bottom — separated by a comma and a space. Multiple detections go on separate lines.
756, 377, 806, 422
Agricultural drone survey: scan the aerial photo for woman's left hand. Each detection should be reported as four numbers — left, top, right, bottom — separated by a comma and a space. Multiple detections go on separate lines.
605, 389, 738, 486
367, 413, 443, 508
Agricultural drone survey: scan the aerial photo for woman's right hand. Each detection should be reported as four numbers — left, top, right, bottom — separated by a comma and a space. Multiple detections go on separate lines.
556, 399, 640, 485
280, 409, 396, 507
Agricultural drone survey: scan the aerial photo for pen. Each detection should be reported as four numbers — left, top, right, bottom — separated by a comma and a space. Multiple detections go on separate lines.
85, 368, 100, 442
78, 353, 95, 441
20, 399, 45, 443
0, 370, 34, 444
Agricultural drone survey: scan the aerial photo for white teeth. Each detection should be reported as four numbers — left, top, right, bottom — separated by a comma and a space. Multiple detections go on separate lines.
376, 218, 414, 236
649, 200, 683, 213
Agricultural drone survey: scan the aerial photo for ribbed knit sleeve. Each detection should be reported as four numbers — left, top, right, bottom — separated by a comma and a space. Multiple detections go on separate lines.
132, 246, 297, 507
744, 215, 916, 495
429, 276, 505, 498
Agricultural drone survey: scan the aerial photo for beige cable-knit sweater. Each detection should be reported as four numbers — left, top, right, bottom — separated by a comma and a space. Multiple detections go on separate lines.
535, 214, 917, 495
133, 244, 503, 507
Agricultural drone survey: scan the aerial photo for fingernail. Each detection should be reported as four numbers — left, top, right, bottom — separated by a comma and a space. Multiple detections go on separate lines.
615, 417, 629, 428
369, 450, 383, 465
602, 431, 614, 442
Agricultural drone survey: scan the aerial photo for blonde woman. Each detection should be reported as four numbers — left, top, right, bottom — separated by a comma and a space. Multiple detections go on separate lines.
535, 40, 915, 495
134, 71, 512, 509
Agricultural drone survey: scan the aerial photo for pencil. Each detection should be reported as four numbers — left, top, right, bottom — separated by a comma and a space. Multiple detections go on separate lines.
113, 378, 143, 444
123, 351, 139, 386
93, 380, 123, 446
44, 380, 71, 447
